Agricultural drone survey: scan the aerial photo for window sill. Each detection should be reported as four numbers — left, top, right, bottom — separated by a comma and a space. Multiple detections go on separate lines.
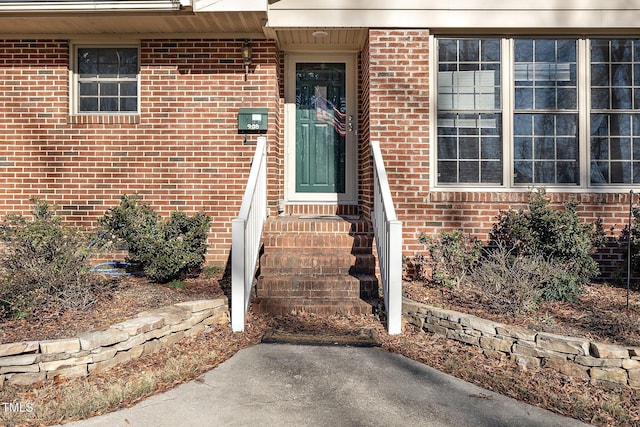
69, 114, 140, 125
430, 185, 640, 194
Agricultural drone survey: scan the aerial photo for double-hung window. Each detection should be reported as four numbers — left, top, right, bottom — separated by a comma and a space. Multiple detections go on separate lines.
73, 46, 139, 114
590, 40, 640, 184
437, 39, 503, 185
435, 36, 640, 189
513, 39, 578, 185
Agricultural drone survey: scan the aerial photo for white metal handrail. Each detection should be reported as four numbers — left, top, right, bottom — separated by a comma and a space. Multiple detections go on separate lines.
371, 140, 403, 335
231, 136, 267, 332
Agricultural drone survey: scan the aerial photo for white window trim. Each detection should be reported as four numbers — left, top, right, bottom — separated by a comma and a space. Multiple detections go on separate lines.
429, 34, 640, 192
69, 41, 141, 116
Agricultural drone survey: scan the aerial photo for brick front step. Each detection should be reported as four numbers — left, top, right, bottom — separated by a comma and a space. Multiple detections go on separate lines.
256, 275, 379, 300
257, 215, 378, 317
282, 204, 360, 217
264, 215, 371, 235
257, 275, 360, 298
254, 297, 373, 316
263, 234, 373, 254
260, 253, 376, 276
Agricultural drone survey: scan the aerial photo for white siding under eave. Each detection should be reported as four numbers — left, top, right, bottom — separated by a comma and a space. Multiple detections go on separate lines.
266, 0, 640, 29
194, 0, 267, 12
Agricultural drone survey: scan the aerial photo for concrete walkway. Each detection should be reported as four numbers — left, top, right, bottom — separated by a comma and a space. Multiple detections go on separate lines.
65, 344, 591, 427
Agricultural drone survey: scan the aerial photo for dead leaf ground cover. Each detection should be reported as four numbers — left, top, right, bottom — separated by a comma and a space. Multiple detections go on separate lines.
403, 280, 640, 347
1, 272, 639, 426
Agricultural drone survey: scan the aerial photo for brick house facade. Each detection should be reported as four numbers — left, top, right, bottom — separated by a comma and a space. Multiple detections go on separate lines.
0, 38, 280, 263
0, 1, 638, 279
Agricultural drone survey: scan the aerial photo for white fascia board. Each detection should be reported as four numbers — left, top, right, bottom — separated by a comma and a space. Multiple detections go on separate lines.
194, 0, 266, 12
268, 0, 640, 11
0, 1, 181, 12
267, 0, 640, 29
267, 9, 640, 29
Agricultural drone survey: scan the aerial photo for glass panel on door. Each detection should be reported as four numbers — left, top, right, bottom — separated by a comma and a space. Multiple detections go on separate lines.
295, 62, 346, 193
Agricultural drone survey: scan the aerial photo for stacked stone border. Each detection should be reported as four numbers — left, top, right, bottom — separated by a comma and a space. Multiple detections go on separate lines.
0, 298, 229, 387
403, 298, 640, 389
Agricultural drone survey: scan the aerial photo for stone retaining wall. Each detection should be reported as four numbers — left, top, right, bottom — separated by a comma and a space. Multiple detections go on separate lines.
403, 298, 640, 389
0, 298, 229, 387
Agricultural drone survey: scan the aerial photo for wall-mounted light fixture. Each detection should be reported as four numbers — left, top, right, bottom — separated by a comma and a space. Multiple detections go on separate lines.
242, 40, 252, 80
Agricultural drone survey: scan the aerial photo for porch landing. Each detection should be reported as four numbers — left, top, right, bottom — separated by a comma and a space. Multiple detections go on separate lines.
255, 215, 379, 316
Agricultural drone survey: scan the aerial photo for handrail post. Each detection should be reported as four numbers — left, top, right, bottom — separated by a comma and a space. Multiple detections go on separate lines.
371, 140, 403, 335
387, 219, 402, 334
231, 217, 246, 331
231, 136, 267, 332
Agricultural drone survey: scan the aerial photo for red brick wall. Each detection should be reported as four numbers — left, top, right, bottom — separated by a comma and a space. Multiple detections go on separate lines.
367, 29, 431, 255
0, 36, 630, 278
0, 39, 281, 265
365, 29, 629, 279
359, 38, 372, 220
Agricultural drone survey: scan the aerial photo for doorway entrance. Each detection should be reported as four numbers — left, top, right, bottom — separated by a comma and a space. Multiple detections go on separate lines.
285, 54, 357, 204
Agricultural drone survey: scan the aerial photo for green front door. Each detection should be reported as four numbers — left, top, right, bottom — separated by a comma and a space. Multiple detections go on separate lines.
295, 62, 346, 193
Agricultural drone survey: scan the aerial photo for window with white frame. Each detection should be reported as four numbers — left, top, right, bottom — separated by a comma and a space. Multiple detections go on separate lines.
73, 46, 139, 114
435, 37, 640, 188
590, 39, 640, 184
513, 39, 578, 185
437, 39, 503, 184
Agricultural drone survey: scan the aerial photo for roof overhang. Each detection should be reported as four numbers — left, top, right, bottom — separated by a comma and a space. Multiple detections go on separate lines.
0, 0, 184, 13
0, 0, 269, 13
266, 0, 640, 31
0, 0, 268, 39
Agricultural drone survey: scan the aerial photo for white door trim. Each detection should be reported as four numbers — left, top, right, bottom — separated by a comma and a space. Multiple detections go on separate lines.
284, 53, 358, 204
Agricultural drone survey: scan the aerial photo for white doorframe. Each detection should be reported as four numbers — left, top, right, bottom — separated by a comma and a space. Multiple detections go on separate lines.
284, 53, 358, 204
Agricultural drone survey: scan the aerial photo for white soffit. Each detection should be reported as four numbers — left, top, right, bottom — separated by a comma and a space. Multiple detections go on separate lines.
266, 0, 640, 29
0, 0, 268, 38
0, 0, 182, 12
194, 0, 267, 12
0, 8, 266, 38
274, 28, 367, 52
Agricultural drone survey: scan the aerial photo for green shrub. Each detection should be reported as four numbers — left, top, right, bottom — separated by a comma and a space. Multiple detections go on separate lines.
100, 195, 211, 283
0, 199, 102, 318
490, 190, 605, 301
419, 230, 482, 288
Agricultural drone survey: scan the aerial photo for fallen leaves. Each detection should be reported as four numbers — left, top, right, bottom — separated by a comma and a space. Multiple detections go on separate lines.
1, 272, 639, 426
404, 280, 640, 346
0, 273, 227, 343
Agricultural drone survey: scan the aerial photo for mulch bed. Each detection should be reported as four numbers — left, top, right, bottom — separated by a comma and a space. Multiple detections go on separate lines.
1, 273, 640, 426
0, 272, 228, 344
403, 280, 640, 347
